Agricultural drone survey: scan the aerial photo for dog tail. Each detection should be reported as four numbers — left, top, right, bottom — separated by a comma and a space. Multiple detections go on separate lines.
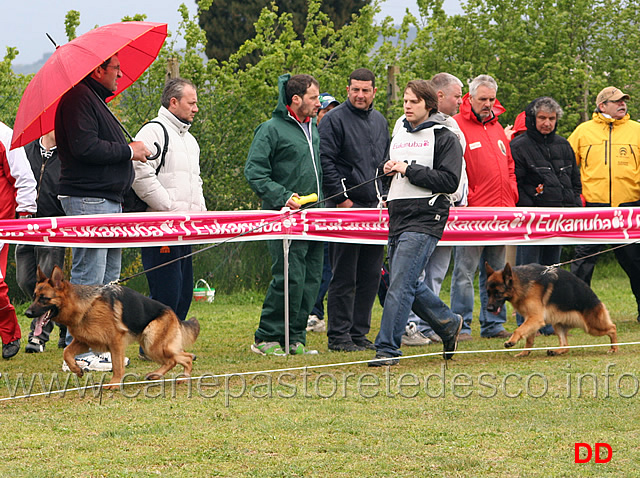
181, 317, 200, 348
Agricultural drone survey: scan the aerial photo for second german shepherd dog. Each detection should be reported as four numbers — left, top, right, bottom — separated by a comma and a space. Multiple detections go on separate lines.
485, 262, 618, 357
25, 266, 200, 388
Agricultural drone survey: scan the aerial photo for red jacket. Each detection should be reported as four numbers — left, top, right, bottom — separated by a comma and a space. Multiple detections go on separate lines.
453, 93, 518, 207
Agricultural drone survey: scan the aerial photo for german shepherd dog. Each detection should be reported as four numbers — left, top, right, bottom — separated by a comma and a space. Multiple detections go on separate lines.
25, 266, 200, 388
485, 262, 618, 357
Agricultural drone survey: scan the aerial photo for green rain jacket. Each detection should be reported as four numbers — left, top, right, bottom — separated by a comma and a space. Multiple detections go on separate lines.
245, 74, 323, 210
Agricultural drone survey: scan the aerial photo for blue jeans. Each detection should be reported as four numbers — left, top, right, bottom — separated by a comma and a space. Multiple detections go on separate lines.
407, 245, 453, 337
374, 232, 460, 357
60, 196, 122, 286
514, 245, 560, 334
450, 245, 507, 337
60, 196, 122, 347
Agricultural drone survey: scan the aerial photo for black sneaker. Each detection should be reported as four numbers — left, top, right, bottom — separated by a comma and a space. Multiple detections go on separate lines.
443, 314, 463, 360
2, 339, 21, 359
25, 337, 45, 353
368, 353, 399, 367
328, 341, 365, 352
353, 337, 376, 350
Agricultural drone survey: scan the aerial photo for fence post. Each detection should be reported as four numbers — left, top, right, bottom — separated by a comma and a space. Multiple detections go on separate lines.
166, 57, 180, 82
387, 65, 400, 108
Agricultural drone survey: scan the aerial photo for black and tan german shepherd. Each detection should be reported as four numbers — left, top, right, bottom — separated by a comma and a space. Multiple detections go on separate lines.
485, 262, 618, 357
25, 266, 200, 388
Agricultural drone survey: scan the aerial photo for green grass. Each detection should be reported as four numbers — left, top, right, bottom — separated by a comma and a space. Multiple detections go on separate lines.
1, 259, 639, 476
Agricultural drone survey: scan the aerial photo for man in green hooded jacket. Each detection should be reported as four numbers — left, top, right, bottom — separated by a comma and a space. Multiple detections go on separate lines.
244, 73, 324, 356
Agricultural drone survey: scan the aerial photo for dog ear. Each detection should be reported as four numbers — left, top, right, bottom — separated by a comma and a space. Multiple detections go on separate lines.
36, 266, 47, 282
51, 266, 64, 288
484, 261, 495, 276
503, 263, 513, 288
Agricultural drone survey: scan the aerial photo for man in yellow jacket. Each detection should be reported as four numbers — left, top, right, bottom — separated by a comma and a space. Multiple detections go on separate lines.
568, 86, 640, 321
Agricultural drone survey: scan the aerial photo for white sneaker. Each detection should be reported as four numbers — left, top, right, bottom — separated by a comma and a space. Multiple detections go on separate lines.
401, 322, 432, 346
62, 352, 130, 372
306, 315, 326, 333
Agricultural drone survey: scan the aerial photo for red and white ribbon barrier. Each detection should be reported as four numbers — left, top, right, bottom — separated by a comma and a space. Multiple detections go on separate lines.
0, 207, 638, 248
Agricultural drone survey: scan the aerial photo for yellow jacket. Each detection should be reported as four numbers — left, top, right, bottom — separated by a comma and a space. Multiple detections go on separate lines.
568, 112, 640, 207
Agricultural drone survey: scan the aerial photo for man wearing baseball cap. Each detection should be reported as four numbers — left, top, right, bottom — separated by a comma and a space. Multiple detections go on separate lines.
317, 93, 340, 123
568, 86, 640, 322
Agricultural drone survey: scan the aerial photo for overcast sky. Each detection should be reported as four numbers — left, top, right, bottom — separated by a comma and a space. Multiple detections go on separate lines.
2, 1, 462, 65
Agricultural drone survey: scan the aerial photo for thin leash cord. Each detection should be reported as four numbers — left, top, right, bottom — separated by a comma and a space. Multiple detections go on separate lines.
115, 169, 637, 283
544, 239, 640, 273
113, 172, 391, 284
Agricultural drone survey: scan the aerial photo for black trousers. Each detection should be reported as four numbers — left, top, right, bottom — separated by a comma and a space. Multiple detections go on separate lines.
326, 242, 384, 346
571, 243, 640, 314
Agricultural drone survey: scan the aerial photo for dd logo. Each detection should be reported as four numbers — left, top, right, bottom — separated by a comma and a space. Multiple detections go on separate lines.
574, 443, 612, 463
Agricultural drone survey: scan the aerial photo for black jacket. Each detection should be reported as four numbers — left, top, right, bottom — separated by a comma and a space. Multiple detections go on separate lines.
23, 140, 65, 217
55, 77, 133, 202
383, 115, 463, 239
318, 99, 389, 206
511, 99, 582, 207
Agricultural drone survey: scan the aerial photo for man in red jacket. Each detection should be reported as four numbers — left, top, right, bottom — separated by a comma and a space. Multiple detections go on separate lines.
450, 75, 518, 340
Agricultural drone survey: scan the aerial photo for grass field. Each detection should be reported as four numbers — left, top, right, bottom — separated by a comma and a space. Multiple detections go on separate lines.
1, 258, 639, 477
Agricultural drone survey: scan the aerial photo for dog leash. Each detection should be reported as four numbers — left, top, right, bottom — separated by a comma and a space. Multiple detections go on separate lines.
544, 238, 640, 273
113, 171, 393, 285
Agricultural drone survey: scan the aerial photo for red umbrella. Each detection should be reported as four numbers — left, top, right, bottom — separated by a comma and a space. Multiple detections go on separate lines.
11, 21, 167, 150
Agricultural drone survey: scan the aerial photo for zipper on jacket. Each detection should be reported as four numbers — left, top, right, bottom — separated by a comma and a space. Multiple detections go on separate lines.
290, 113, 321, 199
608, 123, 613, 205
630, 144, 638, 169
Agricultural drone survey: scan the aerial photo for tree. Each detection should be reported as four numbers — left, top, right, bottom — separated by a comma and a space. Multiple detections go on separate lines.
198, 0, 370, 63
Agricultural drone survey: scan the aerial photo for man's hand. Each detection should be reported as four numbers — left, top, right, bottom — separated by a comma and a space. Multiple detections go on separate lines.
286, 194, 301, 210
337, 198, 353, 208
503, 124, 514, 141
129, 141, 151, 162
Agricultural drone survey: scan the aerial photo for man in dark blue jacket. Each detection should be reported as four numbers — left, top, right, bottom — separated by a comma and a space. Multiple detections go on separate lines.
319, 68, 390, 352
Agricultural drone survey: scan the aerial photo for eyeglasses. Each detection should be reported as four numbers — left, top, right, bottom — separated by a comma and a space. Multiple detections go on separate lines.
104, 64, 121, 72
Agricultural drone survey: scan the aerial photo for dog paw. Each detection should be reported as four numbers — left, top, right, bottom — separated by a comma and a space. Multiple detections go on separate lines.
514, 351, 530, 358
547, 350, 557, 356
504, 341, 515, 348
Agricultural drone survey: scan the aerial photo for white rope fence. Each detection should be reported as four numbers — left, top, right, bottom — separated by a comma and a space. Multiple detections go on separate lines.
1, 340, 637, 403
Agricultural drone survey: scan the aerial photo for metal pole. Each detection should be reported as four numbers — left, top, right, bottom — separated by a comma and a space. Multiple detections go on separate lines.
283, 238, 291, 355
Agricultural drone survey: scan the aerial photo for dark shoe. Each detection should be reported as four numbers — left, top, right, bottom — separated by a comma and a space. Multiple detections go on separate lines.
484, 330, 511, 339
352, 337, 376, 350
2, 339, 21, 359
457, 333, 473, 342
443, 315, 463, 360
25, 337, 45, 353
328, 341, 365, 352
368, 353, 399, 367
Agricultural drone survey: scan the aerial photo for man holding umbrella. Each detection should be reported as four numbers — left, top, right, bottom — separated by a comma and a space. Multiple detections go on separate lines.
55, 55, 150, 369
10, 22, 166, 369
